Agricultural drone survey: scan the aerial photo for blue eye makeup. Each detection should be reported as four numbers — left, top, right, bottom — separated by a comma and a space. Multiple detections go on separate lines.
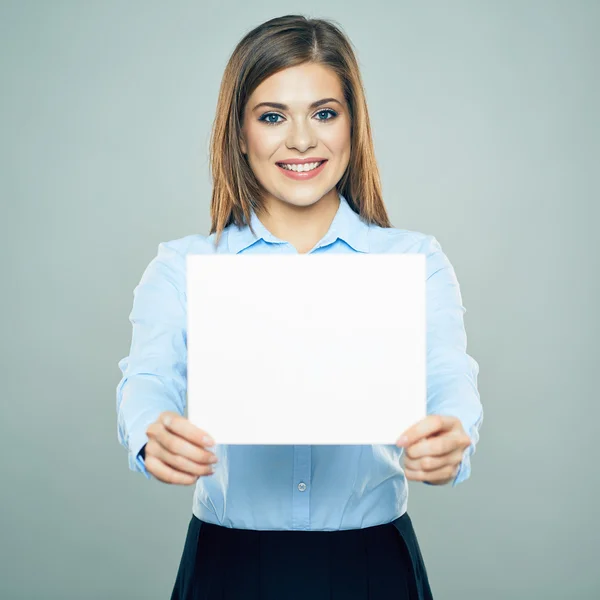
257, 108, 338, 126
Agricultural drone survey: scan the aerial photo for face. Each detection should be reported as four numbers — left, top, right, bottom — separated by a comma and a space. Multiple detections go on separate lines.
239, 62, 351, 211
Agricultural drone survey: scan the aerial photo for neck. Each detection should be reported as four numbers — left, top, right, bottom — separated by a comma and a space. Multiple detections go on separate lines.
256, 189, 341, 254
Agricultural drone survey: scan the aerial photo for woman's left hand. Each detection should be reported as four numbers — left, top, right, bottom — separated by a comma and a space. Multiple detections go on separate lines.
396, 415, 471, 485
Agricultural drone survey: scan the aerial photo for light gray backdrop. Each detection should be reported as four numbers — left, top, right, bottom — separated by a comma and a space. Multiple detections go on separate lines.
1, 1, 598, 599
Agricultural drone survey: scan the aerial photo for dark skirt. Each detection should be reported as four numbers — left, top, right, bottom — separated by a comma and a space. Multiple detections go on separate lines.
170, 511, 434, 600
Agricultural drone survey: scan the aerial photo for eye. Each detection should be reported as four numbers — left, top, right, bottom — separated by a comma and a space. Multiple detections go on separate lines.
258, 112, 284, 125
258, 108, 339, 126
315, 108, 338, 121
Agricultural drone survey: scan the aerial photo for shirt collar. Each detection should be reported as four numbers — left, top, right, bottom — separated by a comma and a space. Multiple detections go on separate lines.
227, 192, 370, 254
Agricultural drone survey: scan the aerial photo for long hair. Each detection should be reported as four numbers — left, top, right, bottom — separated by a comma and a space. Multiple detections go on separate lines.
209, 14, 392, 245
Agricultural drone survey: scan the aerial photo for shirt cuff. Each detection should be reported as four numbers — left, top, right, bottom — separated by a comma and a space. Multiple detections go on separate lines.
127, 431, 150, 479
451, 443, 474, 487
125, 412, 162, 480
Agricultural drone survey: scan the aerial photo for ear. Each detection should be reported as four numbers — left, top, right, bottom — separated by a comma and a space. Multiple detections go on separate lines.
239, 133, 247, 155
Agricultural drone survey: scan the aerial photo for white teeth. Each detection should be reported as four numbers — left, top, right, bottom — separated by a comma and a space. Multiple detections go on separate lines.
280, 161, 322, 172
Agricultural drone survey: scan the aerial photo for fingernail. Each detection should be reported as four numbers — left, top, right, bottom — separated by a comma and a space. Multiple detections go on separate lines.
397, 436, 408, 446
162, 415, 172, 427
202, 435, 215, 447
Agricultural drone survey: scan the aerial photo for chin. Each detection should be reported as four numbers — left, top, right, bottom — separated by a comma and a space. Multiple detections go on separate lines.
274, 186, 337, 209
281, 194, 322, 208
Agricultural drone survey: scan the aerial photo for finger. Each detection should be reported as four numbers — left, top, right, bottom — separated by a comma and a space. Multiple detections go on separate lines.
149, 439, 216, 478
403, 448, 464, 472
396, 415, 456, 448
145, 454, 200, 486
404, 463, 458, 484
160, 412, 216, 449
150, 426, 218, 467
404, 432, 463, 459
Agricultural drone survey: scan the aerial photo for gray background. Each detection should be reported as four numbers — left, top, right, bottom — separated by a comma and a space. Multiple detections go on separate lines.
1, 1, 598, 598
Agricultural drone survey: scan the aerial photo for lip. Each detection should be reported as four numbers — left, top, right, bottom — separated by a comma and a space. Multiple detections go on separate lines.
276, 157, 327, 165
276, 159, 327, 180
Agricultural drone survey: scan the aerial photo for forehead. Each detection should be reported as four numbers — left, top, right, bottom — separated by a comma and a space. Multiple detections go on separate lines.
248, 63, 343, 106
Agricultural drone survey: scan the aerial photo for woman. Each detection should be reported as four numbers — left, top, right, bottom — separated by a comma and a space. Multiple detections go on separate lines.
116, 14, 483, 600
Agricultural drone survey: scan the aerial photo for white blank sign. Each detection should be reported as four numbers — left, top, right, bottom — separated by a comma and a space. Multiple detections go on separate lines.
186, 254, 426, 445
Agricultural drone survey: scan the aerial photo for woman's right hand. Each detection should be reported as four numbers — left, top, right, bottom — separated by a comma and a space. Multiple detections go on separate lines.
143, 411, 219, 485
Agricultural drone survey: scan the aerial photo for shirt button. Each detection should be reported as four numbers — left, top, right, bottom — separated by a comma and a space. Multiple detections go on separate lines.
297, 482, 307, 492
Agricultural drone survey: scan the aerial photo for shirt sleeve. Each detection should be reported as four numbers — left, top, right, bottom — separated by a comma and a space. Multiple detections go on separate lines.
116, 239, 188, 479
421, 235, 483, 487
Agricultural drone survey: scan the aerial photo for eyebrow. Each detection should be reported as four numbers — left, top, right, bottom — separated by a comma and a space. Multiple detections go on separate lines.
251, 97, 343, 112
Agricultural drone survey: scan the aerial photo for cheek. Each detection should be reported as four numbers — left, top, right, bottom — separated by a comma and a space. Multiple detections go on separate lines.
323, 122, 351, 155
246, 125, 281, 160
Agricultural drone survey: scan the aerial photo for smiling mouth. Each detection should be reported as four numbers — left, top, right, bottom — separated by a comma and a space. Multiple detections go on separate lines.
276, 160, 327, 172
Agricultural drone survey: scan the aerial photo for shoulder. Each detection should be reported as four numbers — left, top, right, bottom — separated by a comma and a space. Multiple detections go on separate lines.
138, 232, 220, 290
151, 228, 229, 268
156, 231, 220, 259
368, 224, 443, 255
367, 225, 457, 281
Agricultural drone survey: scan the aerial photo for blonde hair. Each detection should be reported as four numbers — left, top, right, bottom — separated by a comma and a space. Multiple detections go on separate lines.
209, 14, 392, 245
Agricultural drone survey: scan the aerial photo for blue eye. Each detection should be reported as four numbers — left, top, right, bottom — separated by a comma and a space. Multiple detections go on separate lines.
316, 109, 337, 121
257, 108, 339, 126
258, 113, 284, 125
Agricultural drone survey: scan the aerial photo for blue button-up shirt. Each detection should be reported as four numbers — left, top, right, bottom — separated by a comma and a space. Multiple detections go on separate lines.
116, 193, 483, 531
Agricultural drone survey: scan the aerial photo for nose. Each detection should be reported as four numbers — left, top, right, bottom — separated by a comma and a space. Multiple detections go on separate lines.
285, 117, 317, 153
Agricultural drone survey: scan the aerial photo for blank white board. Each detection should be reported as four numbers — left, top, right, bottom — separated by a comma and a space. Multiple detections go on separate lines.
186, 253, 426, 445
